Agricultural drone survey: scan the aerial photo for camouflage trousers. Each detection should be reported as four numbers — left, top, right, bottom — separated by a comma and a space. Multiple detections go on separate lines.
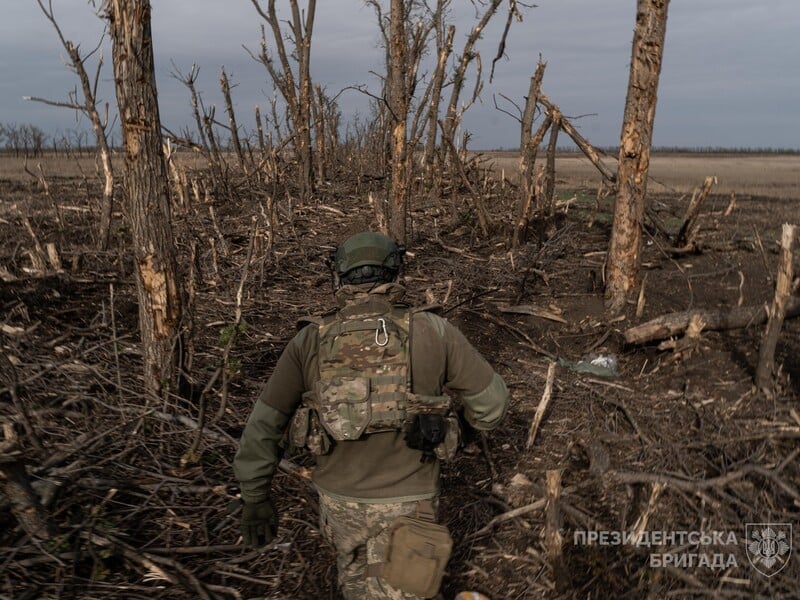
318, 491, 439, 599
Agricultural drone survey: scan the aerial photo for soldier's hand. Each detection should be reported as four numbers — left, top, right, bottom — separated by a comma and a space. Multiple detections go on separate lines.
240, 499, 278, 546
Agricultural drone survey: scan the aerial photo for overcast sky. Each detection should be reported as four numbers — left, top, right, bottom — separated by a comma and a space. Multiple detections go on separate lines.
1, 0, 798, 151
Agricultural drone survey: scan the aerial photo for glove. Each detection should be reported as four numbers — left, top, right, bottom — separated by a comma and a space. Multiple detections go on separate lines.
241, 499, 278, 546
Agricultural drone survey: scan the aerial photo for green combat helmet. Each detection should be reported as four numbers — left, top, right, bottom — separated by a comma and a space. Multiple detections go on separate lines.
331, 232, 405, 285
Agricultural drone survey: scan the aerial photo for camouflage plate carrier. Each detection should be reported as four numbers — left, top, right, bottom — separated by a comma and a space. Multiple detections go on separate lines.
289, 299, 456, 456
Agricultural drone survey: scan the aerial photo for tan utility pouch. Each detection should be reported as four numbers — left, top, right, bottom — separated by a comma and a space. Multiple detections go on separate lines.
288, 405, 331, 455
383, 514, 452, 597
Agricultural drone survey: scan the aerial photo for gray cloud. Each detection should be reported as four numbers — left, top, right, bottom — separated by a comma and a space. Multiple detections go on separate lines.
1, 0, 798, 151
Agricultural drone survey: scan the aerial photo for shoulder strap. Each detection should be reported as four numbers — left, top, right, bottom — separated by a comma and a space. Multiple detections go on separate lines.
296, 307, 338, 330
410, 303, 444, 315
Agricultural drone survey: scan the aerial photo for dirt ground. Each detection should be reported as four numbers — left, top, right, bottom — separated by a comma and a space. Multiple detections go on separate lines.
0, 152, 798, 599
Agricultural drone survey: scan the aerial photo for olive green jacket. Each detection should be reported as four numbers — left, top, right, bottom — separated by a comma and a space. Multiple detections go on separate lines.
233, 284, 510, 504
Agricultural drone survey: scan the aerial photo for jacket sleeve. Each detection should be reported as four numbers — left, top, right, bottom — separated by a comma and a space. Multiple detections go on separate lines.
461, 372, 509, 431
233, 401, 290, 504
424, 313, 510, 431
233, 327, 315, 503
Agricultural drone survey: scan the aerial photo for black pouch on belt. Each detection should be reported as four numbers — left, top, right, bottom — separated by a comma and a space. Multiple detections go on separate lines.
404, 413, 447, 462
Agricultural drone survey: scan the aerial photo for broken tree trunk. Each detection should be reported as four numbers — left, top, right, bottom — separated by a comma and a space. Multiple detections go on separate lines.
539, 95, 617, 185
513, 113, 552, 247
542, 108, 561, 217
624, 296, 800, 345
755, 224, 797, 393
0, 457, 54, 541
107, 0, 185, 398
674, 176, 716, 248
388, 0, 409, 243
513, 60, 546, 248
545, 469, 567, 591
606, 0, 670, 315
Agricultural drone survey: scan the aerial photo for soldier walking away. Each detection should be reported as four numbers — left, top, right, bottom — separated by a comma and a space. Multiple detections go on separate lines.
234, 232, 510, 599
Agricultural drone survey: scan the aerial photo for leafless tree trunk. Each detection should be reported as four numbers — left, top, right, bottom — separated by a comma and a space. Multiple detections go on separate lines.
387, 0, 410, 242
440, 0, 503, 159
541, 108, 560, 217
515, 61, 545, 233
105, 0, 185, 398
249, 0, 316, 201
220, 68, 246, 172
606, 0, 670, 315
424, 14, 455, 186
31, 0, 115, 250
755, 224, 797, 394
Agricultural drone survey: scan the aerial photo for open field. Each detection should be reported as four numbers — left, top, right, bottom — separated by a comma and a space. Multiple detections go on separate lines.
3, 151, 799, 200
484, 152, 800, 200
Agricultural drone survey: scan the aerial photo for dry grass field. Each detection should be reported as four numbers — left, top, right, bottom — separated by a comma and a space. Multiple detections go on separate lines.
484, 152, 800, 200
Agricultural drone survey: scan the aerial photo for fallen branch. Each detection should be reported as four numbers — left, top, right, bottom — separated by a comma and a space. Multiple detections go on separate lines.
614, 463, 799, 501
624, 296, 800, 345
497, 303, 567, 324
526, 361, 556, 449
466, 482, 582, 540
83, 532, 214, 600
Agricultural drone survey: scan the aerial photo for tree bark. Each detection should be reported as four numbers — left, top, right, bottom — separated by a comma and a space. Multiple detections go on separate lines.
542, 109, 560, 217
388, 0, 409, 243
106, 0, 184, 398
674, 176, 716, 248
513, 60, 546, 248
606, 0, 670, 315
424, 20, 455, 186
755, 224, 797, 393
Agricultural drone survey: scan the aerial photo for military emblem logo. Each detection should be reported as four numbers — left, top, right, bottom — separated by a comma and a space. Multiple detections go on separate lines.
745, 523, 792, 577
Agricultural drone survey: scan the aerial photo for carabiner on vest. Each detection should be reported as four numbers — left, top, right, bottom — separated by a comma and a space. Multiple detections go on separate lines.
375, 318, 389, 347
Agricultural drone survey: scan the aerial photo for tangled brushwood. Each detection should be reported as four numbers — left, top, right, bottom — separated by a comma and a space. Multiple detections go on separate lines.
1, 154, 799, 598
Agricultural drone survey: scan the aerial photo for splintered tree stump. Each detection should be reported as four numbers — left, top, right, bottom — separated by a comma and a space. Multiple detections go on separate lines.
756, 224, 797, 393
674, 176, 716, 249
545, 469, 567, 591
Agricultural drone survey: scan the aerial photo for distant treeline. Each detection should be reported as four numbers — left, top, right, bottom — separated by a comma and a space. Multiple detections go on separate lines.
557, 145, 800, 156
3, 120, 799, 159
0, 122, 122, 158
486, 144, 800, 156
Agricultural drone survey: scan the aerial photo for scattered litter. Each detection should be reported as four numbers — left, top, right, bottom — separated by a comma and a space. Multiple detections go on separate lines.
558, 354, 619, 378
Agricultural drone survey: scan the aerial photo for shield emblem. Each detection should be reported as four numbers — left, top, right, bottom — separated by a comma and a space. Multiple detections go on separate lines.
745, 523, 792, 577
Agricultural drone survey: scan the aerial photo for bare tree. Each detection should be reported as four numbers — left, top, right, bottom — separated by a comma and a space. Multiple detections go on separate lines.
440, 0, 505, 159
512, 59, 546, 247
105, 0, 185, 398
606, 0, 670, 315
248, 0, 316, 201
29, 0, 115, 250
386, 0, 410, 242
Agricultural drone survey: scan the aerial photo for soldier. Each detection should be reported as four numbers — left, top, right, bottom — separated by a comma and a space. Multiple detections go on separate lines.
234, 232, 510, 599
